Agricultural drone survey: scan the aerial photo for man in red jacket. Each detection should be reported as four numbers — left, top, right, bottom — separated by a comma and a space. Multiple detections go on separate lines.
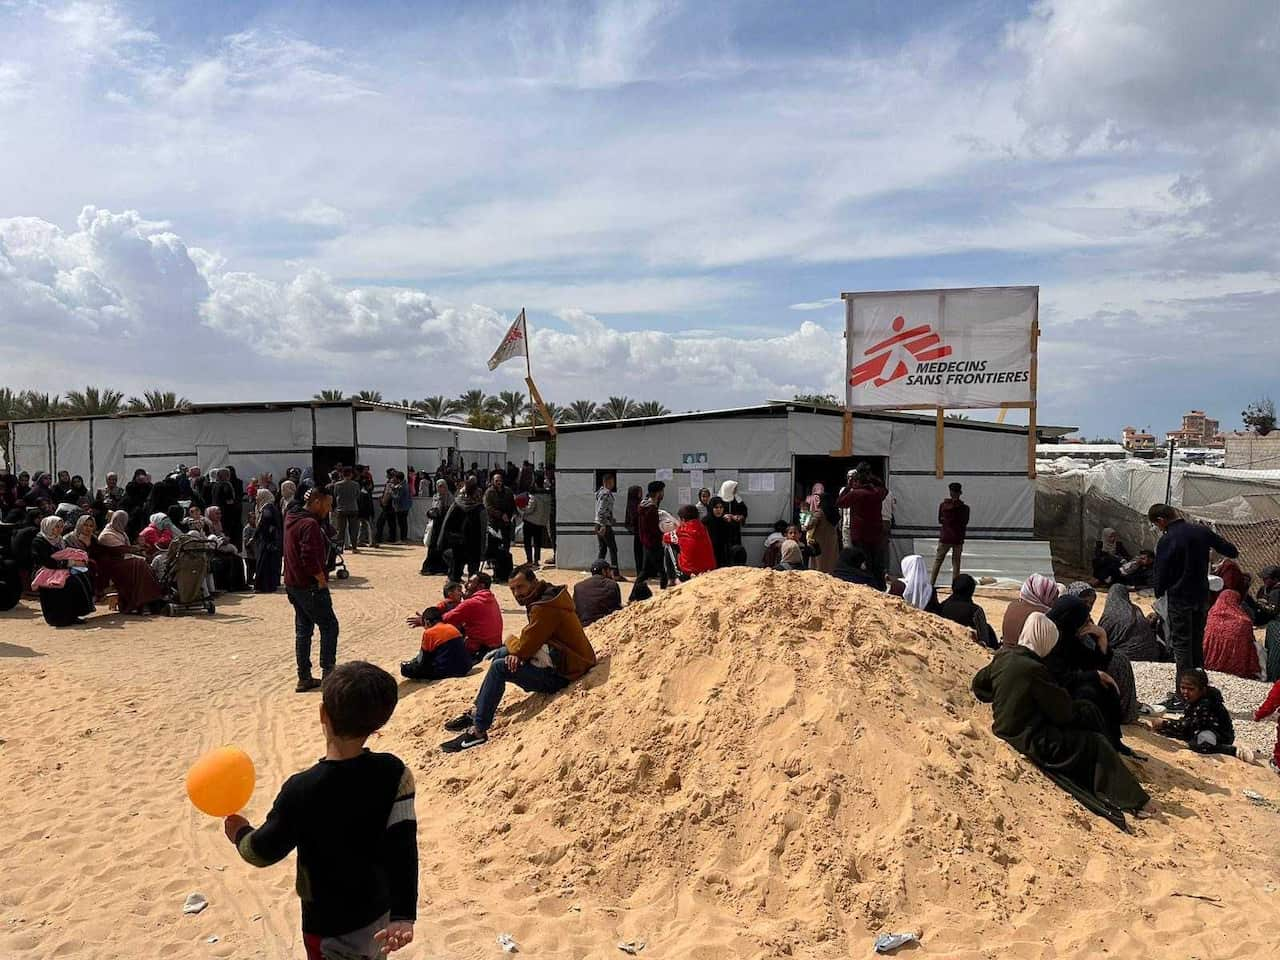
931, 482, 970, 585
836, 464, 888, 579
284, 485, 340, 692
443, 572, 504, 660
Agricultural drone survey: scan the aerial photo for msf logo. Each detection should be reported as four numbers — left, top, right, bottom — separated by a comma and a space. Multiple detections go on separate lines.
850, 315, 952, 388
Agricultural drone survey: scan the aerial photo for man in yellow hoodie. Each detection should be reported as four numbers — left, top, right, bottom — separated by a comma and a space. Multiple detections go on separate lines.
441, 564, 597, 752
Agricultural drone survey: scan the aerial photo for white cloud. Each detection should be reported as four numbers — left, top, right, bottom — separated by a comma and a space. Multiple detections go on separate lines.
789, 298, 841, 311
285, 200, 348, 229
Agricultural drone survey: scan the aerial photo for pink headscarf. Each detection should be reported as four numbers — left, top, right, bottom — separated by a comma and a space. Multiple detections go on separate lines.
1020, 573, 1059, 609
806, 482, 826, 513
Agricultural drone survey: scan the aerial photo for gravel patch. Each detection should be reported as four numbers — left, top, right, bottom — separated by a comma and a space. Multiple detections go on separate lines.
1131, 660, 1278, 757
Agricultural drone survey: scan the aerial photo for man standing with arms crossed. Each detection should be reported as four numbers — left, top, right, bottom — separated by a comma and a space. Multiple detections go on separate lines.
1148, 503, 1238, 711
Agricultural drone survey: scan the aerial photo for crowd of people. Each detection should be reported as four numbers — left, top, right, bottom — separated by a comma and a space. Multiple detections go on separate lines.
975, 502, 1280, 830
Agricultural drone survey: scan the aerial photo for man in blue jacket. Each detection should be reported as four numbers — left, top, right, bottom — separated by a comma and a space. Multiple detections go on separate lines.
1148, 503, 1238, 710
394, 470, 413, 543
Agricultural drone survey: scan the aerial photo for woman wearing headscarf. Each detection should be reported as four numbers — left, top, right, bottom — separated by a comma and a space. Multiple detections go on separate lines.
972, 613, 1149, 829
278, 479, 297, 512
205, 506, 248, 592
1046, 594, 1135, 745
702, 497, 734, 570
938, 573, 998, 647
831, 544, 885, 590
1098, 584, 1166, 662
718, 480, 748, 559
438, 477, 486, 582
421, 479, 455, 575
224, 466, 245, 550
251, 488, 284, 593
62, 514, 105, 597
899, 554, 941, 613
624, 485, 644, 575
30, 516, 96, 626
95, 509, 165, 614
1203, 589, 1262, 679
776, 538, 806, 571
1001, 573, 1060, 646
802, 483, 839, 574
138, 512, 178, 557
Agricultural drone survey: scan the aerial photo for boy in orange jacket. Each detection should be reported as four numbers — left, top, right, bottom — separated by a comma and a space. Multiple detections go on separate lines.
400, 606, 471, 682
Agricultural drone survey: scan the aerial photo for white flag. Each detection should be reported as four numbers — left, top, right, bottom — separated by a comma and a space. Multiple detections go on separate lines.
487, 309, 529, 371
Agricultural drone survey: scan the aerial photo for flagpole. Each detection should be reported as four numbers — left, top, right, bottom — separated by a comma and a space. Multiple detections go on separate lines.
518, 307, 557, 437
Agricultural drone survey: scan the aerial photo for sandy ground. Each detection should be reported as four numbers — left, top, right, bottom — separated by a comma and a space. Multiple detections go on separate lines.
3, 552, 1280, 960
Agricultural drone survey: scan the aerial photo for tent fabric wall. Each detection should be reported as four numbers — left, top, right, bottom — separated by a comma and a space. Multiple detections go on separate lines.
12, 421, 51, 475
92, 419, 128, 486
555, 416, 794, 572
53, 420, 92, 482
314, 407, 354, 447
356, 409, 409, 486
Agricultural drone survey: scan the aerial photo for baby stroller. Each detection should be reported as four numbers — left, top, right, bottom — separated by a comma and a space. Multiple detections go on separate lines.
159, 535, 216, 615
327, 537, 350, 581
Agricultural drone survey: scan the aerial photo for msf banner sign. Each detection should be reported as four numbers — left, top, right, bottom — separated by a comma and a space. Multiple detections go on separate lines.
844, 286, 1037, 410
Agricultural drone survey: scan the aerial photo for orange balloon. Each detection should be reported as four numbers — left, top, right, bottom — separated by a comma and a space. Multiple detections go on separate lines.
186, 746, 255, 817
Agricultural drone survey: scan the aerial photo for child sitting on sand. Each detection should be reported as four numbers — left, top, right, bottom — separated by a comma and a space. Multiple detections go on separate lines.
1252, 677, 1280, 773
223, 662, 417, 958
401, 605, 471, 682
1151, 669, 1256, 762
439, 580, 463, 612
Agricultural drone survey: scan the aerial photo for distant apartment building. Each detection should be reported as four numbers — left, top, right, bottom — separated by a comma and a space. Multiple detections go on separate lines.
1121, 426, 1156, 451
1166, 410, 1224, 448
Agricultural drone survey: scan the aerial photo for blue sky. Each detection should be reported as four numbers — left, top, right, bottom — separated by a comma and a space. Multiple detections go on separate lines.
1, 0, 1277, 437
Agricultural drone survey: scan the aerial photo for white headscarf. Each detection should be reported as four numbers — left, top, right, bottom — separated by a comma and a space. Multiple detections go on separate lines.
900, 554, 934, 610
255, 488, 274, 508
39, 516, 64, 545
719, 480, 739, 502
1018, 611, 1059, 658
99, 510, 130, 548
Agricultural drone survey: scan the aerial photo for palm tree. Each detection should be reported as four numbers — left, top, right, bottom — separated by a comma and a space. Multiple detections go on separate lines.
354, 390, 384, 403
20, 392, 67, 418
415, 396, 461, 420
522, 400, 563, 426
314, 389, 345, 401
600, 395, 637, 421
494, 390, 527, 428
0, 388, 20, 461
563, 399, 599, 423
64, 386, 126, 416
630, 400, 671, 418
126, 391, 190, 413
456, 389, 491, 420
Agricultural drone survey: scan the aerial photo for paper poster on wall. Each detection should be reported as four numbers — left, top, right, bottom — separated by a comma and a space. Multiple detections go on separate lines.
655, 468, 674, 481
758, 474, 775, 492
681, 452, 710, 466
678, 486, 692, 505
689, 468, 704, 488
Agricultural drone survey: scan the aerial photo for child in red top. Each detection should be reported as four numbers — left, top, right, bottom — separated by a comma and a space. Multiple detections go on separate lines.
438, 581, 463, 612
671, 504, 716, 577
1253, 678, 1280, 771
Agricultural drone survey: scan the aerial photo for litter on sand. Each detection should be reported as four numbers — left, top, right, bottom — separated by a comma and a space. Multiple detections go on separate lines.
1243, 789, 1270, 806
497, 933, 519, 953
618, 939, 647, 954
182, 893, 208, 915
874, 931, 919, 953
205, 935, 219, 944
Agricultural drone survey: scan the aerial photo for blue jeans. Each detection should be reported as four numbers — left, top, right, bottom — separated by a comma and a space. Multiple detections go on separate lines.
473, 653, 567, 732
287, 585, 339, 680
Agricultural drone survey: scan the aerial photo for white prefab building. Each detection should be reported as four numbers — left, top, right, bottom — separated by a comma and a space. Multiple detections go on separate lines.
5, 401, 513, 490
537, 402, 1042, 573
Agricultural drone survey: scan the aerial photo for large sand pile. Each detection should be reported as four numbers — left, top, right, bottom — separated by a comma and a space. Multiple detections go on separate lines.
415, 567, 1245, 957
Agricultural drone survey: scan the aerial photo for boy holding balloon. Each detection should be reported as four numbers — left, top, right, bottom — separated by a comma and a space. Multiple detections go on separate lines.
219, 662, 417, 958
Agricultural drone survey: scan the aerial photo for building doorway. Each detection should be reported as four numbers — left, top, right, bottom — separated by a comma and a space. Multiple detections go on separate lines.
312, 445, 357, 482
791, 454, 887, 522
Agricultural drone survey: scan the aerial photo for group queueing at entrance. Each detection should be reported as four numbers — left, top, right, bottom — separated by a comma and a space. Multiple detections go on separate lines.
7, 462, 1280, 950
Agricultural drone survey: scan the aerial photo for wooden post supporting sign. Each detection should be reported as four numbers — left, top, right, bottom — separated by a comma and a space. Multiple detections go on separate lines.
935, 407, 945, 479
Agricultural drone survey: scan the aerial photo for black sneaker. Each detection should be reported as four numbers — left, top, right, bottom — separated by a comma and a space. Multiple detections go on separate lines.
444, 712, 474, 733
295, 677, 321, 693
441, 728, 488, 753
